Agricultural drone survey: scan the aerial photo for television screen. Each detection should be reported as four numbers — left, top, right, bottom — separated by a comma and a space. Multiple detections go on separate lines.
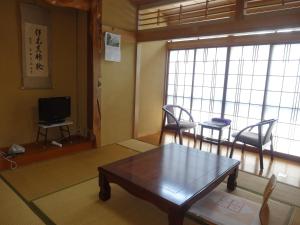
38, 97, 71, 124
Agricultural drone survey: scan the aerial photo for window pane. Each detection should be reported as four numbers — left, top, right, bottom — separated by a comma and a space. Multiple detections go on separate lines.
167, 48, 226, 131
225, 45, 269, 134
266, 43, 300, 155
191, 47, 227, 123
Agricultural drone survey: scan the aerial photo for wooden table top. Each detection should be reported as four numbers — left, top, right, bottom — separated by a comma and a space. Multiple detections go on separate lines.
100, 143, 240, 206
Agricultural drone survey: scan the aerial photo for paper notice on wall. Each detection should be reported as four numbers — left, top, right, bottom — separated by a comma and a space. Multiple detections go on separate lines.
105, 32, 121, 62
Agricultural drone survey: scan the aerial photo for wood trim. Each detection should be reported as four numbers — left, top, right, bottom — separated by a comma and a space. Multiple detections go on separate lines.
87, 12, 93, 142
0, 136, 93, 170
163, 49, 170, 106
139, 1, 236, 29
221, 47, 231, 117
138, 0, 190, 10
87, 0, 102, 147
167, 31, 300, 50
189, 49, 197, 113
232, 142, 300, 163
245, 0, 300, 15
102, 25, 136, 43
133, 7, 140, 138
43, 0, 91, 11
133, 44, 142, 138
137, 8, 300, 42
235, 0, 245, 20
182, 132, 300, 163
42, 0, 102, 146
261, 45, 274, 120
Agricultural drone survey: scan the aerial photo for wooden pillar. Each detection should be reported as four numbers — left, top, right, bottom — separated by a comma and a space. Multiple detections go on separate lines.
87, 0, 102, 147
42, 0, 102, 146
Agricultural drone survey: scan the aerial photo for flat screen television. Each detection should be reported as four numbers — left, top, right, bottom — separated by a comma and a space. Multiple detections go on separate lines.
38, 96, 71, 125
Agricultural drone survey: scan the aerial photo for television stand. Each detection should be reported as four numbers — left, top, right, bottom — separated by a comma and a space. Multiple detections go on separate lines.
36, 121, 73, 146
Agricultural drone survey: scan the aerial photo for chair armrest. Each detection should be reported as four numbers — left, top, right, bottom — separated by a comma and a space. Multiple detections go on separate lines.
162, 107, 180, 127
178, 107, 195, 122
233, 121, 274, 146
162, 104, 196, 125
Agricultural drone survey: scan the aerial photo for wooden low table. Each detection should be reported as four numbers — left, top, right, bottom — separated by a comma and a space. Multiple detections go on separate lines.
98, 143, 240, 225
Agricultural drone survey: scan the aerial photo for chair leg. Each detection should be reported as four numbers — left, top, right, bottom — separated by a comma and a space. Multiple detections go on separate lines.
199, 126, 203, 150
270, 135, 274, 160
259, 146, 264, 170
230, 140, 236, 158
159, 129, 164, 145
179, 130, 183, 145
241, 143, 246, 154
193, 128, 197, 147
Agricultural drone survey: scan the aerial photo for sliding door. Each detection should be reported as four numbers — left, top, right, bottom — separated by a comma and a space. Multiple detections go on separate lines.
167, 47, 227, 123
265, 44, 300, 156
192, 47, 227, 122
167, 49, 194, 120
224, 45, 270, 133
166, 43, 300, 156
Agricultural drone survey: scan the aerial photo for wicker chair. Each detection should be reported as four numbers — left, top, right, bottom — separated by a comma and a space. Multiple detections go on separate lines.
159, 105, 197, 145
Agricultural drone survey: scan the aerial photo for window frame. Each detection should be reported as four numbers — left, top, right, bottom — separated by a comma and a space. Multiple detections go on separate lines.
164, 32, 300, 158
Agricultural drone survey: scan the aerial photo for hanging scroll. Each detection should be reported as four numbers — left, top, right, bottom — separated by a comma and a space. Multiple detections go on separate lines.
21, 3, 51, 89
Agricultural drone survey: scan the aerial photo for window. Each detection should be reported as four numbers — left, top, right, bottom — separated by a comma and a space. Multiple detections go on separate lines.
167, 47, 227, 124
225, 45, 270, 133
166, 43, 300, 157
168, 50, 194, 120
192, 48, 227, 122
265, 44, 300, 156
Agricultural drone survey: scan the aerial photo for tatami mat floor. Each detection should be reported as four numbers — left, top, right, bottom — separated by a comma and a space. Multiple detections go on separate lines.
138, 132, 300, 188
1, 137, 300, 225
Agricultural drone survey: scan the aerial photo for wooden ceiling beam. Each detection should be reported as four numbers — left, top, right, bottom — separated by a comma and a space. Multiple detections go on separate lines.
43, 0, 91, 11
137, 8, 300, 42
131, 0, 191, 9
167, 31, 300, 49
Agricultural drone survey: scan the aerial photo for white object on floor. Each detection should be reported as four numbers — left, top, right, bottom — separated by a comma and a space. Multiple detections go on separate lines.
51, 141, 62, 148
8, 144, 25, 155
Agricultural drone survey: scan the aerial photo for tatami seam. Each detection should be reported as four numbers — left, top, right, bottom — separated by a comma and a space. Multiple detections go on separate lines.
0, 175, 55, 225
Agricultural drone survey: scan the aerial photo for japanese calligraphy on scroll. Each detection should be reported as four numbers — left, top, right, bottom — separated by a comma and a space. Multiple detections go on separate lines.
21, 3, 51, 89
24, 23, 48, 77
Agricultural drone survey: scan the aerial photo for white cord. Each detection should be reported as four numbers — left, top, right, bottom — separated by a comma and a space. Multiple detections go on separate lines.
0, 151, 18, 170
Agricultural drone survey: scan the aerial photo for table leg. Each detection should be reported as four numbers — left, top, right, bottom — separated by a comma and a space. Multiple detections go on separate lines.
199, 126, 203, 150
36, 127, 40, 143
99, 172, 111, 201
44, 128, 48, 146
210, 129, 213, 152
59, 126, 65, 140
168, 209, 184, 225
227, 126, 231, 154
66, 125, 71, 142
227, 167, 238, 192
217, 129, 222, 155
